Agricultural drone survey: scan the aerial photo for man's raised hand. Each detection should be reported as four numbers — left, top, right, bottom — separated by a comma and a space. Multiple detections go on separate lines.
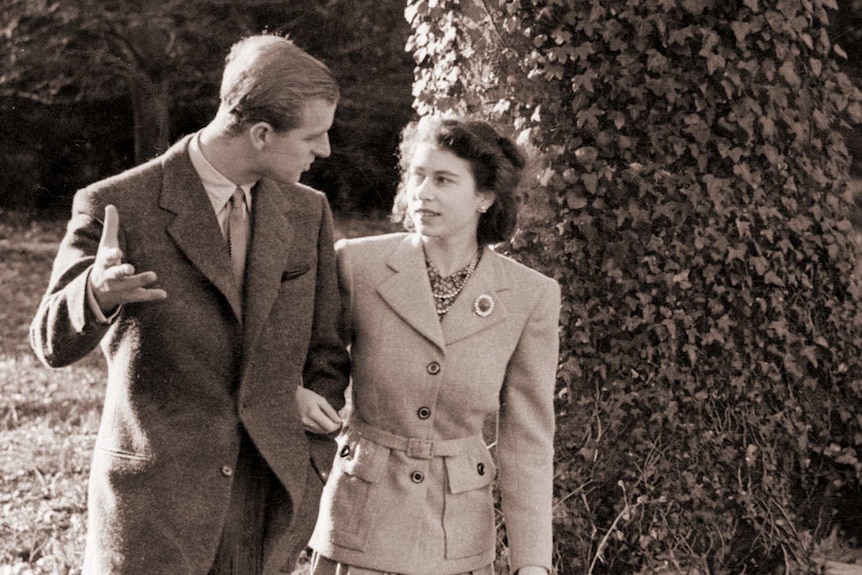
90, 205, 167, 313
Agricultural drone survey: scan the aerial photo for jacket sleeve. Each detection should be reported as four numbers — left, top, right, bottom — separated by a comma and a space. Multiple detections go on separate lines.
30, 189, 115, 368
333, 238, 354, 347
497, 277, 561, 572
302, 197, 351, 412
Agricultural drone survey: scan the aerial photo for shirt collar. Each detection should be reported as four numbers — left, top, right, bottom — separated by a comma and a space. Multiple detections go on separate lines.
188, 132, 254, 212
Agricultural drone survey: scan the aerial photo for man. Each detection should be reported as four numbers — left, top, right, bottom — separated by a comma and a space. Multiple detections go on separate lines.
30, 34, 348, 575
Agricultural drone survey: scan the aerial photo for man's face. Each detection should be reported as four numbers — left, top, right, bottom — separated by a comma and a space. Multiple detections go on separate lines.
258, 98, 336, 184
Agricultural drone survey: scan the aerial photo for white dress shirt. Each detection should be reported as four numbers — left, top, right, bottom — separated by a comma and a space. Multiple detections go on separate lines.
188, 131, 254, 239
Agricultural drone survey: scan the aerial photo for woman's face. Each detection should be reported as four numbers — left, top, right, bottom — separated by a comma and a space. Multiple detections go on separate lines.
405, 143, 493, 246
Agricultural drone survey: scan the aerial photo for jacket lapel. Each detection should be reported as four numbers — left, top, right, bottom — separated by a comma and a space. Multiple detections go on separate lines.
376, 235, 447, 352
159, 137, 243, 322
242, 179, 293, 350
441, 248, 510, 346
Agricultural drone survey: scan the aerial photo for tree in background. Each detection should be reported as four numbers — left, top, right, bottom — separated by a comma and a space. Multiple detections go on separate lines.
407, 0, 862, 573
829, 0, 862, 179
831, 0, 862, 79
1, 0, 242, 162
0, 0, 414, 213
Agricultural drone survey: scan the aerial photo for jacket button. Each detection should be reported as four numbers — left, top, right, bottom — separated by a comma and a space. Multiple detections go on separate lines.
221, 465, 233, 477
477, 462, 486, 476
417, 406, 432, 420
411, 471, 425, 484
426, 362, 441, 375
340, 445, 351, 457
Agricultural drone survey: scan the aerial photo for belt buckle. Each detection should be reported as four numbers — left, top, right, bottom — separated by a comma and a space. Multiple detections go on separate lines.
406, 438, 435, 459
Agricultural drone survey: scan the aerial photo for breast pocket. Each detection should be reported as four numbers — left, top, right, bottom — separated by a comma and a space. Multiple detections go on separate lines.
443, 441, 497, 559
319, 430, 390, 551
281, 264, 311, 282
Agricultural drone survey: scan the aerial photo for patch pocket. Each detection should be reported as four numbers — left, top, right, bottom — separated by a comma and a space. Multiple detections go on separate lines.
443, 443, 496, 559
325, 431, 390, 551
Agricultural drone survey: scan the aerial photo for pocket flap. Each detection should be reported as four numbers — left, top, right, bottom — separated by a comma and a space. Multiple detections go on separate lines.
281, 265, 311, 281
337, 431, 390, 483
444, 444, 496, 494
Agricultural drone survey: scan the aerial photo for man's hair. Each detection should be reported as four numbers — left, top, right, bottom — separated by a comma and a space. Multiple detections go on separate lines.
219, 34, 340, 134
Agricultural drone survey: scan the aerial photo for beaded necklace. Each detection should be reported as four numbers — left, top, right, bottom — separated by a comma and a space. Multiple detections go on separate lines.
426, 246, 483, 319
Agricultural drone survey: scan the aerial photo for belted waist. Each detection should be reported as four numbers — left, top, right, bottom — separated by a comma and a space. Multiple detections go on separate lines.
349, 420, 481, 460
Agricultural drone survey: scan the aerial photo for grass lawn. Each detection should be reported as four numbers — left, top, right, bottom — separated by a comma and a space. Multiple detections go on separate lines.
0, 208, 397, 575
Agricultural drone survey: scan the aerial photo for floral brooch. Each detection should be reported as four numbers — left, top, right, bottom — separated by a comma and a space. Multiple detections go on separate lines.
473, 294, 495, 318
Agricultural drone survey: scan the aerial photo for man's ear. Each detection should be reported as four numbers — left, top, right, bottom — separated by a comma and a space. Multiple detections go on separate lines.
249, 122, 275, 151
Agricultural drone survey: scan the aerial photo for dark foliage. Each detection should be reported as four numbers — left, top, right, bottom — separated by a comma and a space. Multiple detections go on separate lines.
407, 0, 862, 573
0, 0, 415, 215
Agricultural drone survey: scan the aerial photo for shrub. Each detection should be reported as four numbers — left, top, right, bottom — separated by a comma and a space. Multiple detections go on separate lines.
406, 0, 862, 573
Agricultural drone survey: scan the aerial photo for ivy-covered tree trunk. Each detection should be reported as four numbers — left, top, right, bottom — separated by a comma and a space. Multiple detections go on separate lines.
406, 0, 862, 573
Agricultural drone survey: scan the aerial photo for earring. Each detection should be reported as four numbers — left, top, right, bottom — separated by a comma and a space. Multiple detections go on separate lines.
477, 204, 488, 214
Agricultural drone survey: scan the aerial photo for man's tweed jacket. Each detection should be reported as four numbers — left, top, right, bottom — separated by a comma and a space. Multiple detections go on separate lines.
31, 135, 349, 574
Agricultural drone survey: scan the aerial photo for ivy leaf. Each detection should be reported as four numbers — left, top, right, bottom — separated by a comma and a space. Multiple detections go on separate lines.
682, 0, 706, 15
575, 146, 599, 164
731, 21, 752, 43
779, 61, 801, 86
566, 191, 588, 209
582, 173, 599, 194
706, 53, 726, 74
764, 271, 785, 287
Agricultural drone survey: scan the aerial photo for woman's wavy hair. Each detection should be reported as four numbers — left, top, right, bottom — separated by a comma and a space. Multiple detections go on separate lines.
391, 115, 527, 245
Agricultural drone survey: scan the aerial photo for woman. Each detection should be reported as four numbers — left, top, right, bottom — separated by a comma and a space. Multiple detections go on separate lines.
305, 116, 561, 575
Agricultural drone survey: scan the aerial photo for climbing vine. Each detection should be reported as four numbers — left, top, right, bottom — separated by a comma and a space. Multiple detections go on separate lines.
407, 0, 862, 573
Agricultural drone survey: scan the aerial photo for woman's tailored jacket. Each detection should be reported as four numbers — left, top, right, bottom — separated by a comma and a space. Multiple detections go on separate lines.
309, 233, 560, 575
29, 135, 350, 575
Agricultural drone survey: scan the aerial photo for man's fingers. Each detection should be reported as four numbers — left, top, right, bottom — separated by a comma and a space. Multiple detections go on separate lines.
318, 418, 342, 434
301, 403, 342, 434
295, 387, 343, 434
100, 273, 166, 299
126, 288, 168, 303
101, 270, 156, 289
99, 205, 121, 250
107, 286, 168, 304
312, 399, 342, 433
308, 411, 341, 434
104, 263, 136, 281
318, 401, 343, 426
300, 413, 325, 433
94, 284, 167, 311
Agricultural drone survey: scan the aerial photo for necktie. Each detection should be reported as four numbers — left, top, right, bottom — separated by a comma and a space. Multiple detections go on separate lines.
227, 187, 249, 294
